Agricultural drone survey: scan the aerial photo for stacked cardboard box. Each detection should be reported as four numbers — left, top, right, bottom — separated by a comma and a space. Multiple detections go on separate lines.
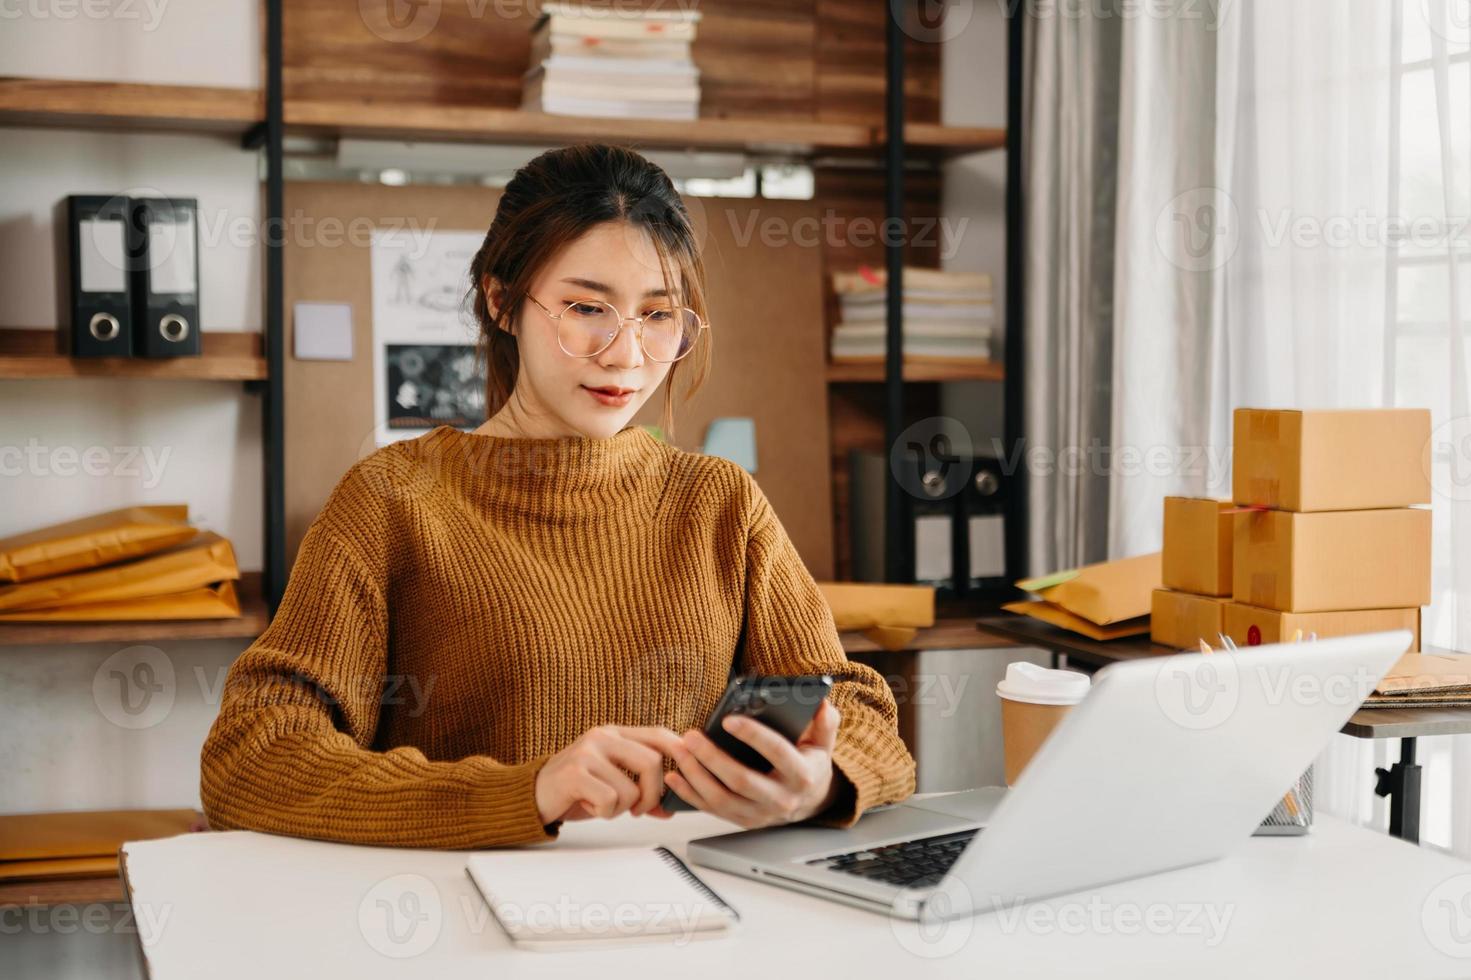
1155, 409, 1431, 651
1152, 497, 1234, 649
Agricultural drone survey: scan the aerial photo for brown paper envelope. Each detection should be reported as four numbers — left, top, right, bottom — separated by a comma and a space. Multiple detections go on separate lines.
860, 625, 920, 651
0, 855, 120, 882
816, 582, 935, 631
1375, 652, 1471, 695
0, 532, 238, 611
0, 580, 239, 621
1003, 600, 1152, 641
0, 505, 195, 582
0, 809, 203, 861
1036, 552, 1162, 626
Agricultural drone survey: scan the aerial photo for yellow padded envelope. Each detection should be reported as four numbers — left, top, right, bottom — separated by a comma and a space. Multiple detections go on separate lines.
0, 580, 239, 621
0, 505, 195, 583
0, 532, 238, 611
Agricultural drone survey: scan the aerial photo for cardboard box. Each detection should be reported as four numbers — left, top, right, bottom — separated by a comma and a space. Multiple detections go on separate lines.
1162, 497, 1233, 596
1151, 589, 1228, 650
1232, 408, 1431, 511
1223, 602, 1421, 652
1233, 508, 1430, 612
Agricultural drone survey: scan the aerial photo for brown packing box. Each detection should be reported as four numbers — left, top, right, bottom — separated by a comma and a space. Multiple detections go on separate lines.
1233, 508, 1431, 612
1162, 497, 1233, 596
1222, 602, 1421, 651
1232, 408, 1431, 511
1151, 589, 1228, 650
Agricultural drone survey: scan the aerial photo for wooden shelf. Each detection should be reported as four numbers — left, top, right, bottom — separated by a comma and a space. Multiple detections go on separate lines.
0, 329, 266, 381
284, 98, 877, 154
878, 122, 1008, 158
838, 616, 1014, 656
0, 77, 260, 136
0, 874, 123, 907
0, 572, 269, 647
826, 358, 1005, 383
0, 78, 1005, 160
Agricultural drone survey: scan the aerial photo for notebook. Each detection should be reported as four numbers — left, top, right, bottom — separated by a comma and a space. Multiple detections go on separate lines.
465, 845, 740, 951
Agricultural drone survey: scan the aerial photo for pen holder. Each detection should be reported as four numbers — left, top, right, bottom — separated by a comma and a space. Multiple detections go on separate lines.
1253, 765, 1313, 836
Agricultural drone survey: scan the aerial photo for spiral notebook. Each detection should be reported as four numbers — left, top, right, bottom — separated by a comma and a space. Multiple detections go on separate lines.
465, 845, 740, 951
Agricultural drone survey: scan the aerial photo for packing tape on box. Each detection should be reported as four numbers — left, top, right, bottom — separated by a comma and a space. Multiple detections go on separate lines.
1250, 572, 1278, 608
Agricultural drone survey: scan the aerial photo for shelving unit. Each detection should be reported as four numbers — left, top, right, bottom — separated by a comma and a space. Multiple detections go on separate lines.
0, 0, 1025, 908
0, 328, 266, 381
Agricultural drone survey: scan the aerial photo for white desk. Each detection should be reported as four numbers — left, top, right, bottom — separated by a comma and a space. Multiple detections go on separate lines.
121, 796, 1471, 978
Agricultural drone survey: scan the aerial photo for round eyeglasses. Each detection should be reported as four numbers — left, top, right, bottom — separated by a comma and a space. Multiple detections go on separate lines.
526, 294, 708, 363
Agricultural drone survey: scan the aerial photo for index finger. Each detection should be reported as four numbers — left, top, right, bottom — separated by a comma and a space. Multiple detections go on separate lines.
617, 726, 685, 757
719, 715, 805, 777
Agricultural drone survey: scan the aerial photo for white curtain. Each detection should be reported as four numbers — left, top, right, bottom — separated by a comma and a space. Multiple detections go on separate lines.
1106, 0, 1471, 852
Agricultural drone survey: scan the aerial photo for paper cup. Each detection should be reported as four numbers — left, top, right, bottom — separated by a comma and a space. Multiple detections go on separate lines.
996, 662, 1091, 785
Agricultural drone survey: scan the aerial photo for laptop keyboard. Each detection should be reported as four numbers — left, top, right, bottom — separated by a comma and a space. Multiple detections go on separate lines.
803, 829, 979, 890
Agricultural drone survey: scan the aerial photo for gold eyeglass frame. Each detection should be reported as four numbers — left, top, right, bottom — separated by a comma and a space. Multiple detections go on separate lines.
526, 294, 709, 363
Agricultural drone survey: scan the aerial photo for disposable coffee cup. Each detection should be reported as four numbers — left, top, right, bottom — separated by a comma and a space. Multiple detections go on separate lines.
996, 662, 1091, 785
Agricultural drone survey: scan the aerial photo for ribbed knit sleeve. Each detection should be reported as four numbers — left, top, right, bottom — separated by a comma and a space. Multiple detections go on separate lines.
738, 475, 918, 828
198, 467, 562, 849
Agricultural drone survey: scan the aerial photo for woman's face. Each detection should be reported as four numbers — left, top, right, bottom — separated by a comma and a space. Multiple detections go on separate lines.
495, 221, 678, 440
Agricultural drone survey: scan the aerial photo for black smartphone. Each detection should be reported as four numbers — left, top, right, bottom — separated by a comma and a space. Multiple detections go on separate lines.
658, 674, 833, 813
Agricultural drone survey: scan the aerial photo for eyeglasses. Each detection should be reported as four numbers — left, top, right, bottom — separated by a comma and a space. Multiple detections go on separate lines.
526, 294, 708, 363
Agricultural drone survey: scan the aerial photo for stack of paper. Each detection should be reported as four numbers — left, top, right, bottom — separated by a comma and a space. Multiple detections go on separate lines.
830, 265, 997, 366
522, 1, 702, 120
0, 506, 241, 621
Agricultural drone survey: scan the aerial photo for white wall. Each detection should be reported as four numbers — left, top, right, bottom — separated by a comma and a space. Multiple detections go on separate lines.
1, 8, 261, 978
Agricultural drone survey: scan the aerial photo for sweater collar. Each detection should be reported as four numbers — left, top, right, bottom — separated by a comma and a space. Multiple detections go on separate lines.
408, 424, 669, 516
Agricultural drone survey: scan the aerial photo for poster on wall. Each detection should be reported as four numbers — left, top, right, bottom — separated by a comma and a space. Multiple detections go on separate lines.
369, 228, 486, 446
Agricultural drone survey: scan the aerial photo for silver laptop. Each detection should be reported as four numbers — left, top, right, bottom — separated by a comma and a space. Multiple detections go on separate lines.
687, 630, 1411, 921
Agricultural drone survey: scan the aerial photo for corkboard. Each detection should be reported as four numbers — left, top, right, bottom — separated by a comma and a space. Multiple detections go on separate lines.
281, 181, 834, 579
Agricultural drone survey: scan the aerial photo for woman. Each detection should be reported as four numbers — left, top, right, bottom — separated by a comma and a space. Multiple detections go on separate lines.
199, 144, 916, 848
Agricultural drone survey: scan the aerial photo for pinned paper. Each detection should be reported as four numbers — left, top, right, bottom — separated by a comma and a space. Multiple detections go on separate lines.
702, 417, 757, 472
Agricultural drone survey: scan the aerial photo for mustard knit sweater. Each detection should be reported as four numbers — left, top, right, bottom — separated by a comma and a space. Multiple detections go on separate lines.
199, 424, 916, 848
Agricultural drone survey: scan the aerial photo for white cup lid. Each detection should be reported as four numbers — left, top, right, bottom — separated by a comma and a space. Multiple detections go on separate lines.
996, 661, 1091, 705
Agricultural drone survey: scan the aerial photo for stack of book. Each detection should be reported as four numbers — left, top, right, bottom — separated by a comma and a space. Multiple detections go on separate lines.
522, 1, 702, 121
829, 266, 997, 368
0, 505, 241, 621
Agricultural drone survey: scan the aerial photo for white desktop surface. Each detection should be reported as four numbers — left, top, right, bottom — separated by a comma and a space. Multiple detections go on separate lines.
121, 794, 1471, 978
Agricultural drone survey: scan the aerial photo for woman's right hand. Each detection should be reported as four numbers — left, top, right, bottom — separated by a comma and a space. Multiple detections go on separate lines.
535, 724, 686, 826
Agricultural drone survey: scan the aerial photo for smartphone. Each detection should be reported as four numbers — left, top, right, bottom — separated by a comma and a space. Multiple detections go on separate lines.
658, 674, 833, 814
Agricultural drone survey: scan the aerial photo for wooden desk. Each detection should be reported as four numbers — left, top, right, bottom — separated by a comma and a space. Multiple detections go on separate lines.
118, 794, 1471, 977
975, 614, 1471, 845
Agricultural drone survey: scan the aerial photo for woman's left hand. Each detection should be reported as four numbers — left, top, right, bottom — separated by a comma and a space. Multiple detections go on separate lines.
664, 700, 845, 829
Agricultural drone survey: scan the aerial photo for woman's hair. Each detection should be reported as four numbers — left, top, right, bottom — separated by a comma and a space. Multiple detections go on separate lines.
469, 143, 710, 437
